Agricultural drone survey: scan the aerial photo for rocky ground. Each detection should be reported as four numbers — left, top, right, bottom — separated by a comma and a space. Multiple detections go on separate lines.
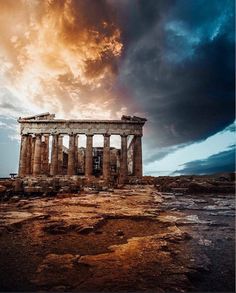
0, 185, 235, 292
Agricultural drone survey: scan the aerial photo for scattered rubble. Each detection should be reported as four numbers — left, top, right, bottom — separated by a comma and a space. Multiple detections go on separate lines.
1, 173, 234, 201
154, 173, 235, 194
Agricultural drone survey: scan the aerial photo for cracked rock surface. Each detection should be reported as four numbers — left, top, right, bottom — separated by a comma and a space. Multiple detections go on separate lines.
0, 185, 235, 292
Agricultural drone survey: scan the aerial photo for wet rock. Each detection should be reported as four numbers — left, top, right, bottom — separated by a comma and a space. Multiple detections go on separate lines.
157, 214, 211, 225
176, 215, 209, 225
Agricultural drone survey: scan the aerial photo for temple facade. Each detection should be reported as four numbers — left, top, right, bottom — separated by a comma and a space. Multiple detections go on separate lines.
18, 113, 146, 183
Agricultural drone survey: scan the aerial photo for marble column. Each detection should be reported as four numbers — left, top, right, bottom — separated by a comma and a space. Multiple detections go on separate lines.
67, 134, 76, 175
18, 134, 28, 177
74, 135, 78, 174
31, 137, 36, 174
41, 135, 49, 175
133, 135, 143, 178
58, 135, 63, 174
85, 134, 93, 177
103, 134, 110, 181
50, 134, 59, 175
119, 135, 128, 183
33, 134, 42, 176
26, 135, 32, 175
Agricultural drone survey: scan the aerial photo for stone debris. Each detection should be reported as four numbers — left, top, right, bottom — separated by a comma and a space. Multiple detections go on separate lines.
154, 173, 235, 193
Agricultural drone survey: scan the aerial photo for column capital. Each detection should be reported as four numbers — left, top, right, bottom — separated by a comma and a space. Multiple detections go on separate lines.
86, 134, 94, 137
103, 133, 111, 137
121, 134, 128, 138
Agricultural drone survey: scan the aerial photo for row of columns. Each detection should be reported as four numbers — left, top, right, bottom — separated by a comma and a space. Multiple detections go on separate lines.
19, 133, 143, 182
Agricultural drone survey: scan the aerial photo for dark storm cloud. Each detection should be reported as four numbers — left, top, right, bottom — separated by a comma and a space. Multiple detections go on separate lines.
173, 145, 235, 175
144, 142, 188, 164
115, 0, 235, 162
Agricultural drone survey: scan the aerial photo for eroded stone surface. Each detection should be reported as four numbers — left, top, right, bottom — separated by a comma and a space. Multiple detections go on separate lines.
0, 186, 235, 292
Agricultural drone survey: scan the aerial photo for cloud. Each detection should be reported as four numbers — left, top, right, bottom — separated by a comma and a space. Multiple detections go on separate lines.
0, 0, 234, 176
143, 142, 189, 164
174, 145, 235, 175
0, 88, 30, 118
0, 0, 125, 119
116, 0, 235, 163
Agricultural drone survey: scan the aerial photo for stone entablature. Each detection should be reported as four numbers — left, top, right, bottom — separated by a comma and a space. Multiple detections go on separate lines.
18, 113, 146, 183
19, 119, 145, 136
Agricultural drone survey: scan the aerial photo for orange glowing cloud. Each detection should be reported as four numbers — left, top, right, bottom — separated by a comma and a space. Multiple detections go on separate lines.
0, 0, 125, 119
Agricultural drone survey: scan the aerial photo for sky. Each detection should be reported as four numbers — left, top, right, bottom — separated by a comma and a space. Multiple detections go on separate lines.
0, 0, 235, 177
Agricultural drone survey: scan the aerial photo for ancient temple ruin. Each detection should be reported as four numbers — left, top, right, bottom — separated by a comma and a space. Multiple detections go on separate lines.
18, 113, 146, 183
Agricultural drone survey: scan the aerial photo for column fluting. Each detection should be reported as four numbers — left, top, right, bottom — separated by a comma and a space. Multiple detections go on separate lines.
26, 135, 32, 175
18, 134, 28, 177
133, 135, 143, 178
33, 134, 42, 176
67, 134, 76, 175
50, 134, 59, 175
103, 134, 110, 181
58, 135, 63, 175
119, 135, 128, 184
85, 134, 93, 177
